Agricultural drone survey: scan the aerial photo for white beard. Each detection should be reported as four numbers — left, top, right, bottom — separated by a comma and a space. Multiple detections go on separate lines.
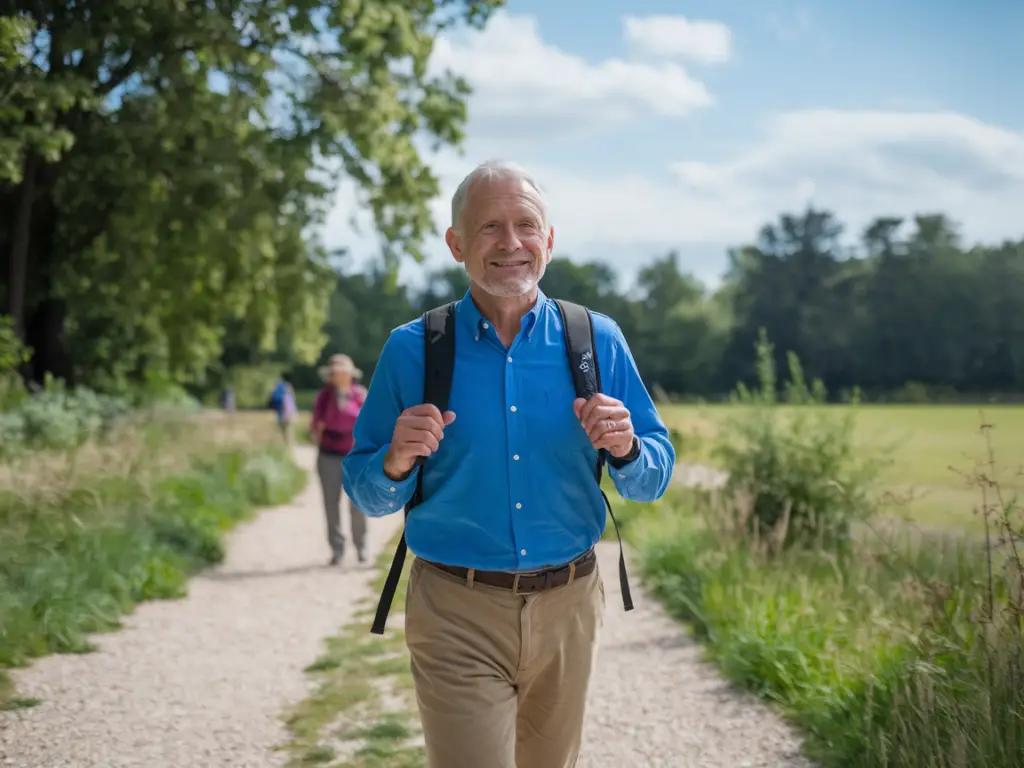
470, 259, 546, 298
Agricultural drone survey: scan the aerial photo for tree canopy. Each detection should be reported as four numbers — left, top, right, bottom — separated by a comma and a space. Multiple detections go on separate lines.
1, 0, 501, 389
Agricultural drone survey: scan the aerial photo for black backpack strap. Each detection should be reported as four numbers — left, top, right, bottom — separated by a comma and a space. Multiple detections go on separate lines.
370, 301, 457, 635
553, 299, 634, 612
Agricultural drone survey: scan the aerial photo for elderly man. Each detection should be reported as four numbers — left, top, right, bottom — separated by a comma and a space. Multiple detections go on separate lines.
342, 159, 675, 768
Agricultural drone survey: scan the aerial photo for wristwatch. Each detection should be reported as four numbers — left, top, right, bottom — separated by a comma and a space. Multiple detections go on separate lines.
608, 436, 641, 468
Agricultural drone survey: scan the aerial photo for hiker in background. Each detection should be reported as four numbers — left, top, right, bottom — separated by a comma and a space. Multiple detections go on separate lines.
311, 354, 369, 566
220, 385, 236, 413
268, 374, 297, 444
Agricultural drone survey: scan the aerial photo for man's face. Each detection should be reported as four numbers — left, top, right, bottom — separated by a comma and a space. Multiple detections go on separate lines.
445, 176, 554, 298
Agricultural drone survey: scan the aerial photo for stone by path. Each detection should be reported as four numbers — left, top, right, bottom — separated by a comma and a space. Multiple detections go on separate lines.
0, 444, 401, 768
1, 448, 813, 767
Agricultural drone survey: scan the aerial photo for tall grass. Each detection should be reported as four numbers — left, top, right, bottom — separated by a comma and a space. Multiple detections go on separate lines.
0, 410, 306, 709
630, 333, 1024, 767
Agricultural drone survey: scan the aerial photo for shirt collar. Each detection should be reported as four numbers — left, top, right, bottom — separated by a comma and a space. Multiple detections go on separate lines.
457, 287, 548, 341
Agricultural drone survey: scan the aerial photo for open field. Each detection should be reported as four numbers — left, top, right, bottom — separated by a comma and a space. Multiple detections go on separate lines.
661, 403, 1024, 530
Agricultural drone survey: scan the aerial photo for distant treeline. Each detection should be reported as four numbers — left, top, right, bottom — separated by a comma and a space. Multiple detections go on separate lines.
283, 208, 1024, 403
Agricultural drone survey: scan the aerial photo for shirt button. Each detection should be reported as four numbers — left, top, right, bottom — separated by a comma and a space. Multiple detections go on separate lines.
482, 322, 490, 329
516, 502, 522, 509
507, 356, 513, 362
513, 454, 520, 461
389, 486, 396, 492
521, 549, 527, 556
510, 405, 517, 412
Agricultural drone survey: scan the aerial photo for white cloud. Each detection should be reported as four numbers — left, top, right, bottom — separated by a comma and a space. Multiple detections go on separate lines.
622, 15, 733, 64
427, 12, 714, 138
324, 109, 1024, 290
321, 10, 1023, 290
666, 110, 1024, 243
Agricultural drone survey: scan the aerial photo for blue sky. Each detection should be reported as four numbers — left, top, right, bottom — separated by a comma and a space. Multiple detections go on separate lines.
324, 1, 1024, 290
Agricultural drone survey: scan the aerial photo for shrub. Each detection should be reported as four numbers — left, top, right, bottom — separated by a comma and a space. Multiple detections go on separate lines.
0, 375, 201, 460
713, 330, 887, 550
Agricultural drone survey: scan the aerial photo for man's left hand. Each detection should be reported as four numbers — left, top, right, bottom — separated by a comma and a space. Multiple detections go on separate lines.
573, 394, 635, 458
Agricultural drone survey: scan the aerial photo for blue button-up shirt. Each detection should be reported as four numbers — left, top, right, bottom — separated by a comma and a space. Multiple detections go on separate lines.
342, 289, 676, 572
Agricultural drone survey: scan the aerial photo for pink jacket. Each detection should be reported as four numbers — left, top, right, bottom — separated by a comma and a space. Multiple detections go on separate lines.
311, 384, 366, 456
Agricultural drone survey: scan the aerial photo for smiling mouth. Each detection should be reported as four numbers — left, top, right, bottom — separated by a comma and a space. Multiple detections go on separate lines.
491, 260, 529, 268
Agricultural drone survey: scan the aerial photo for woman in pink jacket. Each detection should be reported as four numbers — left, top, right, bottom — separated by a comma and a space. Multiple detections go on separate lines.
310, 354, 368, 566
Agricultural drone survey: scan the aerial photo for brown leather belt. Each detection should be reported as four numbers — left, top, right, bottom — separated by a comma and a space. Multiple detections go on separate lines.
424, 547, 597, 595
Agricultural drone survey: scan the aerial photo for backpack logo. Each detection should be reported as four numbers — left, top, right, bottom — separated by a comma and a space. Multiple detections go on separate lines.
579, 350, 593, 373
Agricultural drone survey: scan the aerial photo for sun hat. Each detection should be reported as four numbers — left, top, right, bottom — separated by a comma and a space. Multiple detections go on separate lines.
318, 353, 363, 381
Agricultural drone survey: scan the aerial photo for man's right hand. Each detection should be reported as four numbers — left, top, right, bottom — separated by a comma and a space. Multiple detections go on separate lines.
383, 404, 456, 480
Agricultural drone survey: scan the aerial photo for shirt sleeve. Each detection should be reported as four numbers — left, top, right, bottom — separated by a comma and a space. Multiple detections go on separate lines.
342, 330, 420, 517
598, 317, 676, 502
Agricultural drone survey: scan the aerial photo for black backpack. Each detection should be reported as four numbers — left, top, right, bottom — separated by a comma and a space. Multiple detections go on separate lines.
370, 299, 634, 635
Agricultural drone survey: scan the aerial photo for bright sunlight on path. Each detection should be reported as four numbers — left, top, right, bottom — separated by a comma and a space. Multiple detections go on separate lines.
0, 444, 401, 768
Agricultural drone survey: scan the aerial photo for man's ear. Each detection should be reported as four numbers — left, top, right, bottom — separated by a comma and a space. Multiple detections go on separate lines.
445, 227, 464, 263
545, 225, 555, 263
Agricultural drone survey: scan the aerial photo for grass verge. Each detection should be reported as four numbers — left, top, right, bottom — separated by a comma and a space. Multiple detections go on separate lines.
0, 411, 306, 710
278, 533, 425, 768
626, 435, 1024, 768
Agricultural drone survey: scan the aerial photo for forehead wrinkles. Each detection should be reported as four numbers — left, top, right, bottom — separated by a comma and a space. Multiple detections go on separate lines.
466, 181, 545, 227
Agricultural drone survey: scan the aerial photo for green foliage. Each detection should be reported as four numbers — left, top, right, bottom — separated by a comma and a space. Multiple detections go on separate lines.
1, 0, 503, 387
0, 436, 305, 709
0, 315, 29, 410
713, 330, 887, 549
0, 14, 87, 182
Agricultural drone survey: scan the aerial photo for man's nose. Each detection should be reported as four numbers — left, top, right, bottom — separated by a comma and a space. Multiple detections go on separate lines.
496, 223, 521, 251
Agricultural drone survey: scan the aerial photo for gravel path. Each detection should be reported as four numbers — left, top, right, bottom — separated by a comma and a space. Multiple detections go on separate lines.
580, 541, 814, 767
578, 460, 812, 766
0, 444, 401, 768
1, 449, 812, 767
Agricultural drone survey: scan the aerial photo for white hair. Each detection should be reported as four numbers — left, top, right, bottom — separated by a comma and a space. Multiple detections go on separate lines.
450, 159, 548, 232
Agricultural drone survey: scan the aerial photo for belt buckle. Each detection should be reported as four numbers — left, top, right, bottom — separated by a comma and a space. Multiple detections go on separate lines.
512, 560, 576, 596
512, 570, 545, 596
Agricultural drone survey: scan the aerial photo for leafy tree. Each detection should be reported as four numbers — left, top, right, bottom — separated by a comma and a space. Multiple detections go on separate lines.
0, 0, 502, 388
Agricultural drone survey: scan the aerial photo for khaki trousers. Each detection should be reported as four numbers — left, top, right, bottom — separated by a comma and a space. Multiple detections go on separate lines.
404, 555, 605, 768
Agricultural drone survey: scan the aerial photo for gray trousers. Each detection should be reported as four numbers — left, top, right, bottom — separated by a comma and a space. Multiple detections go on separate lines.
316, 452, 367, 556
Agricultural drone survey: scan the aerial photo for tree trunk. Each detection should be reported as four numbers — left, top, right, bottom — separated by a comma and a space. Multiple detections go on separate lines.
7, 153, 36, 339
